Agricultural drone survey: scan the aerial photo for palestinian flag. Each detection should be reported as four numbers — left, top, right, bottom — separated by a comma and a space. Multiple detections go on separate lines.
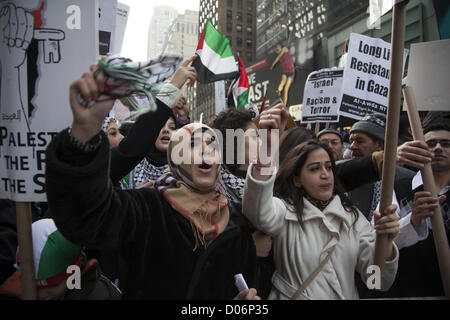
16, 219, 82, 288
192, 20, 239, 83
232, 56, 249, 109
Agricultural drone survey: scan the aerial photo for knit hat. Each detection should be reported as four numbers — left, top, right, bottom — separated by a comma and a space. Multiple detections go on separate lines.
317, 128, 343, 143
15, 219, 82, 288
350, 113, 386, 141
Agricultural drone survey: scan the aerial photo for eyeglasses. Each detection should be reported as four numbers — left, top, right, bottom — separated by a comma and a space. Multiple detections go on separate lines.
425, 139, 450, 148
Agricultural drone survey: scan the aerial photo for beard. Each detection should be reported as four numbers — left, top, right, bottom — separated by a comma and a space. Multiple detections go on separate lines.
431, 160, 449, 173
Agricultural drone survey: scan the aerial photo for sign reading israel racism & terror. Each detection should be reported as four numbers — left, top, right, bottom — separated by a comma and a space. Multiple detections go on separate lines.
0, 0, 98, 201
339, 32, 408, 120
301, 68, 343, 123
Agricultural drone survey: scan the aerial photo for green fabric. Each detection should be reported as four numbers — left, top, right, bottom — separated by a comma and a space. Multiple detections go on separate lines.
237, 90, 249, 109
37, 230, 82, 280
204, 20, 234, 58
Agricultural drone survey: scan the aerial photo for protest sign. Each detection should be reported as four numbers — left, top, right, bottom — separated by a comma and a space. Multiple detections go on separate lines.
339, 32, 408, 120
301, 68, 343, 123
112, 2, 129, 55
0, 0, 99, 201
368, 0, 407, 27
99, 0, 118, 56
406, 39, 450, 111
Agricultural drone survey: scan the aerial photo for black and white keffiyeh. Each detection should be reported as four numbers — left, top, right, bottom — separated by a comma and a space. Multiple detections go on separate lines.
219, 167, 246, 203
133, 157, 169, 187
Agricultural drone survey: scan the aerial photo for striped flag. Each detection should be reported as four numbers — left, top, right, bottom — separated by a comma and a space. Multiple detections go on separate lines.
192, 19, 239, 83
232, 56, 249, 109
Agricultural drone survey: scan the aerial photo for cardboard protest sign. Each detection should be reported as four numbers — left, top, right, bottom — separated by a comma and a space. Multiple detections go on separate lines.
368, 0, 407, 27
405, 39, 450, 111
99, 0, 118, 56
0, 0, 98, 201
301, 68, 343, 123
339, 32, 408, 120
112, 2, 129, 55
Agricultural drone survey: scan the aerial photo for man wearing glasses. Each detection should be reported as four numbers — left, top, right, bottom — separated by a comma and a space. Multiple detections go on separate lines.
382, 122, 450, 298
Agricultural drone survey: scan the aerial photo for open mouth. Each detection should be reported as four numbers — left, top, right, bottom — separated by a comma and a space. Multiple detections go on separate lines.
160, 136, 170, 143
198, 162, 213, 173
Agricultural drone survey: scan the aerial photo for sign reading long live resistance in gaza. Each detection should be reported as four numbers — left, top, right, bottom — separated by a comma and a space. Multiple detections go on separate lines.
301, 68, 343, 123
339, 32, 408, 120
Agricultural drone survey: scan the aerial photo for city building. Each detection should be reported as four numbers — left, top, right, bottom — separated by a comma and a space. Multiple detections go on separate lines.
147, 5, 178, 60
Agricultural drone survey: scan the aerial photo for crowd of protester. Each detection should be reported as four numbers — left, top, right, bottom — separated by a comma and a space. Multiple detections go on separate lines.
0, 56, 449, 300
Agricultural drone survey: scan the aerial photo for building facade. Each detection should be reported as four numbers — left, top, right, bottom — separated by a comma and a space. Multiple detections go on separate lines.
147, 5, 179, 60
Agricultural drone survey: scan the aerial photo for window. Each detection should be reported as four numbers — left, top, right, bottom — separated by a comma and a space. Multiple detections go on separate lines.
236, 12, 242, 21
228, 36, 232, 45
246, 51, 252, 62
227, 10, 232, 19
227, 0, 232, 6
226, 22, 232, 32
247, 13, 252, 24
236, 37, 242, 47
236, 24, 242, 33
246, 39, 252, 48
247, 0, 252, 10
237, 0, 242, 9
246, 26, 252, 35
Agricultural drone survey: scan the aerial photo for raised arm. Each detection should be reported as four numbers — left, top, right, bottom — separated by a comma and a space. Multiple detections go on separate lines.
109, 56, 197, 183
45, 64, 163, 250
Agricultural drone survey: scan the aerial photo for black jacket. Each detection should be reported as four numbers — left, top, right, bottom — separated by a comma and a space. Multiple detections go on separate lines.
45, 129, 256, 300
348, 165, 416, 221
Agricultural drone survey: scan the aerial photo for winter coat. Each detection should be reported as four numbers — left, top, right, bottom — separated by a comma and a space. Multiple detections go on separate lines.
45, 129, 256, 300
243, 164, 399, 300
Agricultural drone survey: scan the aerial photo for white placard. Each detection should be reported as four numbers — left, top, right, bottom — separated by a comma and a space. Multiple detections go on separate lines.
406, 39, 450, 111
112, 2, 129, 55
99, 0, 118, 57
339, 32, 408, 120
215, 80, 226, 115
369, 0, 407, 27
302, 68, 343, 123
0, 0, 98, 201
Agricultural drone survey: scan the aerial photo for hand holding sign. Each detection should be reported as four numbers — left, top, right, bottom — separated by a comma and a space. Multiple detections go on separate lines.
69, 64, 114, 143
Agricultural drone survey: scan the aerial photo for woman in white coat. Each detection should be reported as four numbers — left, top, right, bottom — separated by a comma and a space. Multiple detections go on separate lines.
243, 113, 400, 299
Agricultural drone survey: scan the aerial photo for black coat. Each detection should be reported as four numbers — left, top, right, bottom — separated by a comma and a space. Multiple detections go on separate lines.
348, 165, 416, 221
45, 129, 256, 300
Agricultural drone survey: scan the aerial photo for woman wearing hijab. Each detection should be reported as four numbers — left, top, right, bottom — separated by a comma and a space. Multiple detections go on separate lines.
102, 116, 124, 149
44, 64, 259, 300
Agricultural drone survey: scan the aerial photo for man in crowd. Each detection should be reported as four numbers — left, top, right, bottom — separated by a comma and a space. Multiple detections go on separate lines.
385, 123, 449, 298
317, 128, 344, 161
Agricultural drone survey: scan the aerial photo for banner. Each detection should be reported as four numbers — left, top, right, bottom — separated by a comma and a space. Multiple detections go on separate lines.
339, 32, 408, 120
0, 0, 99, 201
406, 39, 450, 111
301, 68, 343, 123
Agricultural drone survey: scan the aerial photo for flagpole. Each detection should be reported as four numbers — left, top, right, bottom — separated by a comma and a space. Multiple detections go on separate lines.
403, 86, 450, 299
314, 122, 320, 135
16, 202, 37, 299
373, 0, 408, 271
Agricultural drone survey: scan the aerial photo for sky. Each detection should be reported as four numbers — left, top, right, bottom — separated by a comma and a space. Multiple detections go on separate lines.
118, 0, 200, 62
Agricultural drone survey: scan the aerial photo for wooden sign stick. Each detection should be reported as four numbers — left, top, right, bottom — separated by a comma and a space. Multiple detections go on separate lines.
16, 202, 37, 299
373, 1, 408, 270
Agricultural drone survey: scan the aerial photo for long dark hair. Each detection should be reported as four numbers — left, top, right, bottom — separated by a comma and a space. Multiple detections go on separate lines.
274, 140, 359, 226
278, 127, 316, 164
